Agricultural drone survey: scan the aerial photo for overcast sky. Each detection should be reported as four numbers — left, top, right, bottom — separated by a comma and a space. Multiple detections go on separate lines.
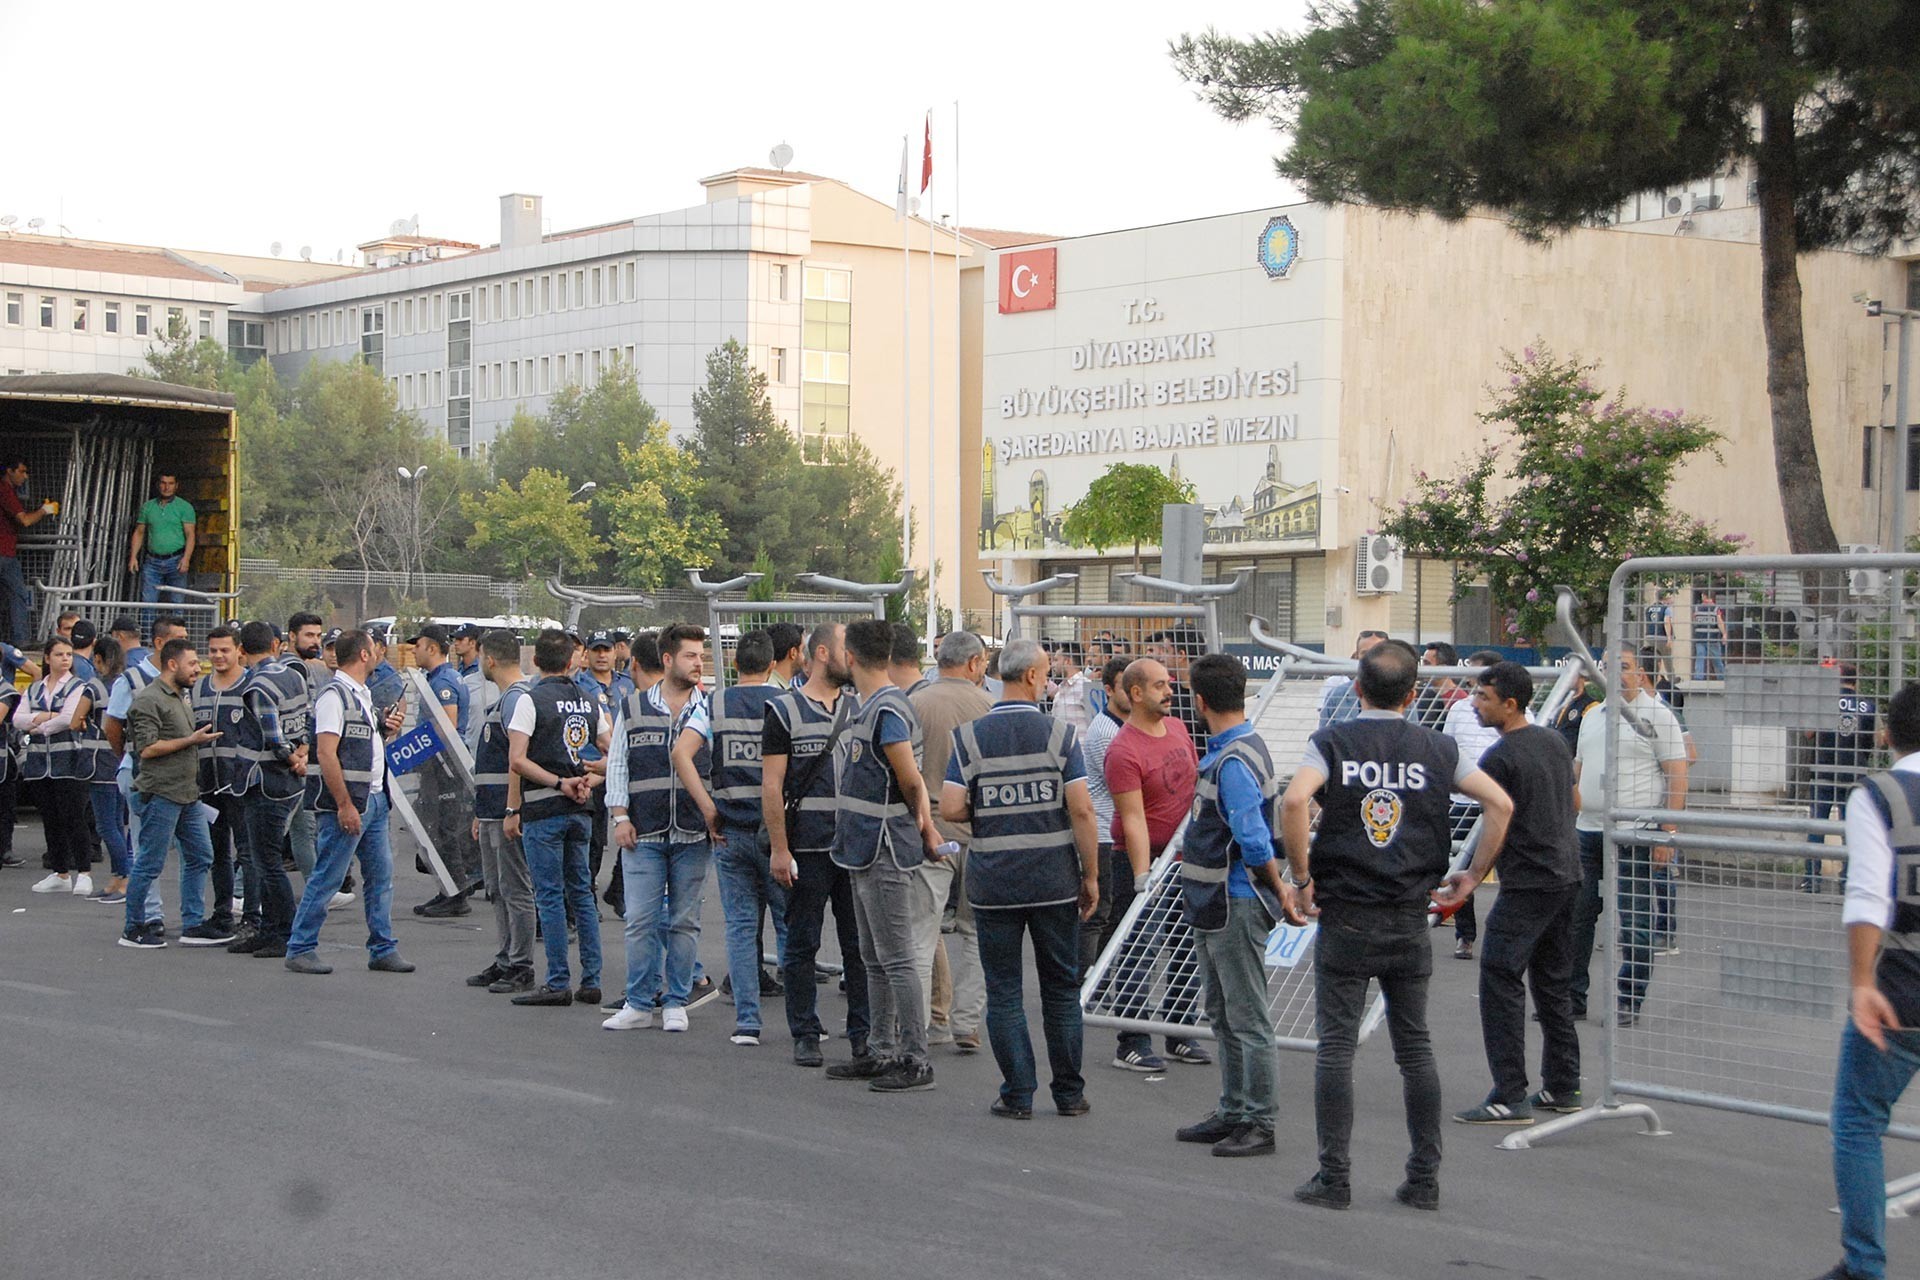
1, 1, 1312, 260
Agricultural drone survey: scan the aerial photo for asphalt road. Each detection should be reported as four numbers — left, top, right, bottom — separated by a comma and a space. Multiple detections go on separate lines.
0, 824, 1901, 1280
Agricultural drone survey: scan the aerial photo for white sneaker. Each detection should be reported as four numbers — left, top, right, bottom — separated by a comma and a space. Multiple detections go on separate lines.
328, 891, 355, 910
601, 1006, 655, 1031
31, 873, 69, 893
70, 873, 93, 896
231, 896, 245, 915
662, 1006, 689, 1033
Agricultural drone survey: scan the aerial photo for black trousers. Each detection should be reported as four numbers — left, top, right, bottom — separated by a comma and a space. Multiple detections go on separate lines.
0, 769, 18, 856
782, 850, 869, 1043
206, 793, 246, 930
239, 789, 300, 945
1313, 901, 1442, 1187
1478, 885, 1581, 1104
39, 778, 93, 874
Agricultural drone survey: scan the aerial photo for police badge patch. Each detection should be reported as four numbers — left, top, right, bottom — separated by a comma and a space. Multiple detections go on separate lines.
1362, 788, 1403, 849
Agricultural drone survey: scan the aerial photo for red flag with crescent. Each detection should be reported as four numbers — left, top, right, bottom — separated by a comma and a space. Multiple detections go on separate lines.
997, 247, 1056, 313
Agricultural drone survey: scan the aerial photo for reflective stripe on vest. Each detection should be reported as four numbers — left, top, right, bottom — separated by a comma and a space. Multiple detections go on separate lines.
954, 708, 1079, 909
313, 684, 377, 813
709, 684, 775, 829
1181, 733, 1279, 932
472, 680, 529, 821
1858, 771, 1920, 1025
769, 690, 841, 853
520, 676, 596, 824
21, 676, 85, 781
830, 686, 923, 872
191, 673, 249, 796
618, 688, 708, 839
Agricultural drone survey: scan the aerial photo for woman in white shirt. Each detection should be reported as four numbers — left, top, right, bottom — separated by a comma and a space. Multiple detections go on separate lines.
18, 636, 94, 895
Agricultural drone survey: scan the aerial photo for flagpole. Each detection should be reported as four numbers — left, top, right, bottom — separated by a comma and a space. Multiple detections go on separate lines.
952, 98, 963, 637
899, 134, 912, 569
924, 108, 939, 661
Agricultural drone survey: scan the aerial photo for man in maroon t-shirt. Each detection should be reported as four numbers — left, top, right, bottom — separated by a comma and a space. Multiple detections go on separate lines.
1102, 656, 1210, 1070
0, 457, 55, 649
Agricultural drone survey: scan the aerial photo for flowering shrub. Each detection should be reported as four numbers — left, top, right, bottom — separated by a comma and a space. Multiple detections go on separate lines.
1378, 345, 1740, 644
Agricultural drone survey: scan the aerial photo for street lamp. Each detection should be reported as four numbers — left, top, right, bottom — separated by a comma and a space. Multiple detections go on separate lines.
571, 480, 597, 500
397, 466, 428, 602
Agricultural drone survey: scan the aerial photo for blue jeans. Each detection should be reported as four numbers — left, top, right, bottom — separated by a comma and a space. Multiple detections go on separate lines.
1615, 842, 1660, 1013
715, 825, 787, 1031
138, 551, 188, 605
0, 555, 30, 649
1196, 897, 1278, 1129
119, 769, 165, 923
1692, 637, 1725, 680
522, 811, 601, 992
976, 902, 1085, 1109
91, 783, 131, 878
286, 792, 397, 960
1807, 780, 1849, 885
1832, 1022, 1920, 1279
621, 839, 712, 1011
124, 793, 213, 936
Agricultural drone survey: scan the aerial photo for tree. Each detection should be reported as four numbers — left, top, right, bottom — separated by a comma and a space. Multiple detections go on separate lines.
488, 366, 664, 557
1172, 2, 1920, 555
462, 467, 601, 581
597, 425, 726, 590
1376, 346, 1742, 644
802, 438, 906, 583
1060, 462, 1197, 570
687, 339, 821, 578
131, 324, 230, 390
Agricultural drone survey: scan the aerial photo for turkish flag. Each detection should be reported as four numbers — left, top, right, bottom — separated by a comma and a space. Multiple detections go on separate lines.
998, 247, 1057, 314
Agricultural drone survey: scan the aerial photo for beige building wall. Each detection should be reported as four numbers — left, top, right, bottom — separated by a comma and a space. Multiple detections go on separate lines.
1331, 205, 1900, 647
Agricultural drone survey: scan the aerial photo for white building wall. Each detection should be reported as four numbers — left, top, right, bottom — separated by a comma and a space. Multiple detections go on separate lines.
0, 268, 246, 376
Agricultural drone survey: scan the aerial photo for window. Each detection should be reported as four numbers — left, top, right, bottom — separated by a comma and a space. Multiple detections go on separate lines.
476, 287, 488, 324
71, 299, 89, 332
403, 298, 414, 335
573, 270, 584, 307
624, 344, 635, 368
303, 313, 313, 348
591, 267, 602, 307
134, 305, 151, 337
448, 395, 471, 452
335, 308, 345, 342
523, 357, 533, 391
492, 362, 503, 398
228, 318, 266, 367
771, 346, 787, 383
491, 282, 502, 320
773, 263, 789, 301
432, 370, 442, 405
449, 368, 472, 398
556, 272, 568, 310
164, 306, 182, 338
623, 261, 635, 301
509, 280, 520, 319
420, 295, 431, 330
509, 361, 520, 397
539, 355, 550, 392
448, 290, 471, 323
589, 349, 602, 382
801, 266, 853, 461
573, 351, 583, 382
104, 302, 119, 334
319, 311, 330, 348
541, 274, 551, 313
524, 277, 535, 313
362, 305, 385, 375
432, 294, 443, 330
198, 309, 213, 339
39, 296, 55, 328
4, 293, 21, 325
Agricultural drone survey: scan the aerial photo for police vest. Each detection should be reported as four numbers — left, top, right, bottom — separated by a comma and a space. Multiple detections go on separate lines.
0, 685, 17, 785
768, 689, 843, 854
520, 675, 597, 824
831, 686, 924, 872
472, 680, 530, 821
1307, 714, 1458, 909
709, 684, 777, 829
618, 688, 708, 839
1182, 731, 1281, 932
952, 705, 1079, 910
21, 675, 85, 782
191, 672, 249, 796
76, 676, 117, 784
241, 660, 313, 801
1858, 771, 1920, 1029
313, 682, 379, 814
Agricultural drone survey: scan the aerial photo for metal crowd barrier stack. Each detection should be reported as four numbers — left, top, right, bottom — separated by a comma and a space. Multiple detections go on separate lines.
688, 570, 911, 692
36, 581, 237, 650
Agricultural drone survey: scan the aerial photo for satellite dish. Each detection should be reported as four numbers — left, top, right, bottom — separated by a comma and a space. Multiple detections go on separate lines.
0, 215, 15, 228
770, 142, 794, 171
299, 245, 312, 261
389, 217, 409, 236
270, 241, 283, 256
26, 217, 44, 232
407, 214, 420, 236
335, 249, 344, 263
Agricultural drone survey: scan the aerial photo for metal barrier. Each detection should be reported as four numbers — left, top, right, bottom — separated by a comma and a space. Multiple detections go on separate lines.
1508, 559, 1920, 1217
1080, 616, 1580, 1051
544, 576, 658, 632
36, 581, 238, 650
687, 571, 911, 691
982, 569, 1251, 658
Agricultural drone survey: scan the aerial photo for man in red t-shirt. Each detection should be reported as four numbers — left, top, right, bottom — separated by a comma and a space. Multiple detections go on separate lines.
1102, 656, 1210, 1071
0, 457, 55, 649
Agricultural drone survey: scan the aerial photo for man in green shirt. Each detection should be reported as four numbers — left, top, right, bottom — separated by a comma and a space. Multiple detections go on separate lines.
129, 472, 197, 609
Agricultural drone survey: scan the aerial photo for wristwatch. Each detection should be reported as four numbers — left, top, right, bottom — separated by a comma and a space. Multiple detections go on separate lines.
1282, 869, 1312, 889
613, 814, 632, 826
503, 806, 521, 816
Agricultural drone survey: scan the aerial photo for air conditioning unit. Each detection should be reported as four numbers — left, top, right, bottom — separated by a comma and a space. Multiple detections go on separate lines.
1846, 543, 1885, 596
1693, 194, 1723, 212
1354, 534, 1405, 595
1665, 194, 1685, 216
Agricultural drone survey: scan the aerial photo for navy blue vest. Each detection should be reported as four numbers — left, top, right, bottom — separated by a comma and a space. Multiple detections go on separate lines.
709, 684, 777, 829
76, 676, 117, 784
473, 681, 529, 822
313, 681, 378, 814
768, 689, 843, 854
951, 704, 1079, 909
831, 686, 924, 872
1859, 772, 1920, 1029
521, 675, 597, 823
1307, 714, 1458, 909
618, 688, 709, 839
241, 660, 313, 801
1182, 731, 1279, 932
191, 671, 249, 796
0, 685, 16, 785
21, 675, 85, 782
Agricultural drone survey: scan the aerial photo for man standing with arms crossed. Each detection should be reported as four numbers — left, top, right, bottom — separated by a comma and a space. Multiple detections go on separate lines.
1283, 642, 1511, 1211
283, 630, 414, 976
942, 636, 1098, 1118
465, 629, 536, 995
765, 622, 870, 1068
1434, 661, 1584, 1125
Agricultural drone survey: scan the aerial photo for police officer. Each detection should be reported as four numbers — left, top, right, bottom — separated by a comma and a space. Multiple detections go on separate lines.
575, 629, 632, 916
465, 628, 536, 994
506, 628, 606, 1007
360, 624, 406, 714
765, 622, 870, 1068
284, 612, 334, 893
192, 625, 249, 940
671, 629, 785, 1043
941, 636, 1099, 1119
1805, 663, 1877, 894
231, 620, 311, 957
411, 624, 481, 917
451, 623, 491, 752
284, 629, 414, 975
1281, 641, 1512, 1212
1817, 682, 1920, 1280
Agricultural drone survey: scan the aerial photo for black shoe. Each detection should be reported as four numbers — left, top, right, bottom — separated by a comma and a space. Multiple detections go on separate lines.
1293, 1173, 1351, 1211
1055, 1097, 1091, 1118
226, 931, 263, 954
251, 938, 288, 958
1166, 1040, 1213, 1066
467, 963, 510, 989
1615, 1004, 1639, 1028
511, 986, 573, 1006
413, 893, 448, 916
990, 1098, 1033, 1120
826, 1053, 892, 1081
1527, 1088, 1583, 1114
576, 986, 602, 1006
368, 953, 415, 973
793, 1035, 825, 1068
870, 1060, 936, 1092
1453, 1100, 1534, 1126
0, 853, 24, 868
721, 973, 734, 1000
1213, 1125, 1276, 1157
1395, 1179, 1440, 1211
419, 895, 472, 918
1176, 1112, 1241, 1144
760, 969, 785, 997
117, 925, 166, 950
180, 924, 237, 947
489, 967, 535, 994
